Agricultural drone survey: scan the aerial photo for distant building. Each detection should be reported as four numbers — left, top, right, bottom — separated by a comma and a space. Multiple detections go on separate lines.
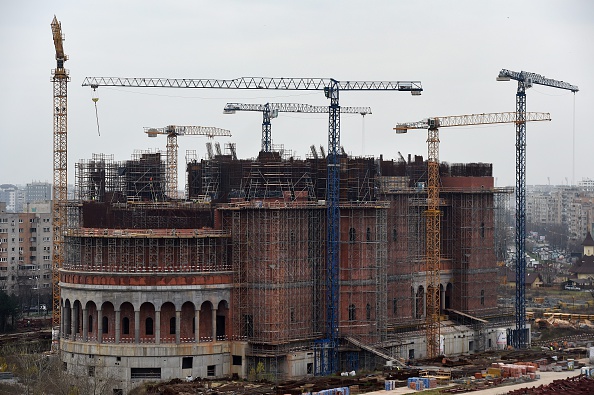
0, 201, 53, 306
25, 182, 52, 203
568, 231, 594, 280
0, 184, 24, 213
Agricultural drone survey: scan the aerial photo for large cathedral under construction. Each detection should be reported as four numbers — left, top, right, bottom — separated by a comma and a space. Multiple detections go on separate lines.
59, 146, 514, 392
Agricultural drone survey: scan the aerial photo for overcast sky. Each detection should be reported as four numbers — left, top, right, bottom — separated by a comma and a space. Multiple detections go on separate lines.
1, 1, 592, 188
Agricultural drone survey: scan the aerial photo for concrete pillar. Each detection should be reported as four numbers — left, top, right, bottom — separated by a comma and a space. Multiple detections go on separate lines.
134, 310, 140, 344
441, 286, 446, 311
212, 308, 217, 341
97, 309, 102, 343
115, 310, 120, 344
70, 305, 76, 339
82, 308, 88, 342
60, 304, 65, 338
195, 309, 200, 343
155, 310, 161, 344
175, 310, 181, 344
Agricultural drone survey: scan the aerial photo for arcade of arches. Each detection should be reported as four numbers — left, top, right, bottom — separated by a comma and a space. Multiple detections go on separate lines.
61, 298, 230, 344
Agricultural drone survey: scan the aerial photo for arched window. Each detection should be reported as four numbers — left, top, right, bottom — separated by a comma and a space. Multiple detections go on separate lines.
146, 317, 154, 335
88, 315, 93, 333
348, 304, 356, 321
102, 316, 108, 334
349, 228, 356, 243
170, 317, 176, 335
366, 304, 372, 320
122, 317, 130, 335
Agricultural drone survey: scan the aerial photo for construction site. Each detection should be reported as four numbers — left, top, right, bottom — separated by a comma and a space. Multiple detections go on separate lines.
41, 15, 587, 395
57, 145, 517, 392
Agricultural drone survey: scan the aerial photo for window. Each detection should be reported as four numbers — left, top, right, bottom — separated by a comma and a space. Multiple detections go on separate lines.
102, 316, 108, 334
169, 317, 176, 335
88, 316, 93, 332
207, 365, 215, 377
480, 222, 485, 238
122, 317, 130, 335
349, 228, 356, 243
131, 368, 161, 379
366, 227, 371, 241
480, 290, 485, 306
348, 304, 356, 321
88, 366, 95, 377
392, 229, 397, 242
393, 298, 397, 315
182, 357, 193, 369
366, 304, 371, 320
232, 355, 242, 366
290, 308, 295, 323
469, 341, 474, 351
146, 317, 154, 335
307, 363, 313, 375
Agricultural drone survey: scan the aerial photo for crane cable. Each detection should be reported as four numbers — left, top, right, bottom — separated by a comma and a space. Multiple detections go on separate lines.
92, 88, 100, 136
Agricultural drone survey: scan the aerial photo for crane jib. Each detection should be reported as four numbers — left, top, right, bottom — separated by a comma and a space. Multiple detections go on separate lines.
83, 77, 422, 92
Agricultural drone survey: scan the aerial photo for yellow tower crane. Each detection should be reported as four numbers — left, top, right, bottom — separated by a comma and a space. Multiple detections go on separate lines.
51, 16, 69, 336
395, 111, 551, 358
144, 125, 231, 198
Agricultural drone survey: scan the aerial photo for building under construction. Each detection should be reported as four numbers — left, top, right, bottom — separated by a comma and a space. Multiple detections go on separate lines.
59, 146, 514, 392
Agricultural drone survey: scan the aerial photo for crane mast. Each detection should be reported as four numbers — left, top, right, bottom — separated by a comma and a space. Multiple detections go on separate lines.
223, 102, 372, 152
145, 125, 231, 199
51, 16, 69, 335
395, 111, 551, 358
497, 69, 577, 349
84, 76, 422, 375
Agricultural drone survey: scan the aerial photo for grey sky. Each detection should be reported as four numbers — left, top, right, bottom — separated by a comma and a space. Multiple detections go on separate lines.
1, 1, 592, 187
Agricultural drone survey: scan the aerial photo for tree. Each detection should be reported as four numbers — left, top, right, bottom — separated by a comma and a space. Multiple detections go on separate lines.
0, 291, 18, 333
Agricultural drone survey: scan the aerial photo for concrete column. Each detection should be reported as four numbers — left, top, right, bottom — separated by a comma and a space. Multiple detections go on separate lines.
115, 310, 121, 344
195, 309, 200, 343
155, 310, 161, 344
212, 308, 217, 341
97, 309, 102, 343
70, 305, 76, 339
134, 310, 140, 344
441, 286, 446, 311
60, 304, 65, 338
175, 310, 181, 344
82, 308, 88, 342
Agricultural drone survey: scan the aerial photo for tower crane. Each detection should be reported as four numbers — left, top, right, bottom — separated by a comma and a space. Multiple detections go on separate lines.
144, 125, 231, 198
497, 69, 578, 349
83, 76, 422, 375
223, 102, 371, 152
395, 111, 551, 358
51, 16, 69, 336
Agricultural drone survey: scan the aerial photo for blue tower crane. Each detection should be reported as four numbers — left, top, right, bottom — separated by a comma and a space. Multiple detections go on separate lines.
82, 76, 421, 374
223, 102, 371, 153
497, 69, 578, 349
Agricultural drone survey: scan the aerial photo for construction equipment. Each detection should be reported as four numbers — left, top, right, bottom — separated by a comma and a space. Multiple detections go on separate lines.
144, 125, 231, 199
395, 111, 551, 358
51, 16, 69, 339
83, 76, 422, 375
223, 102, 371, 152
497, 69, 578, 349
